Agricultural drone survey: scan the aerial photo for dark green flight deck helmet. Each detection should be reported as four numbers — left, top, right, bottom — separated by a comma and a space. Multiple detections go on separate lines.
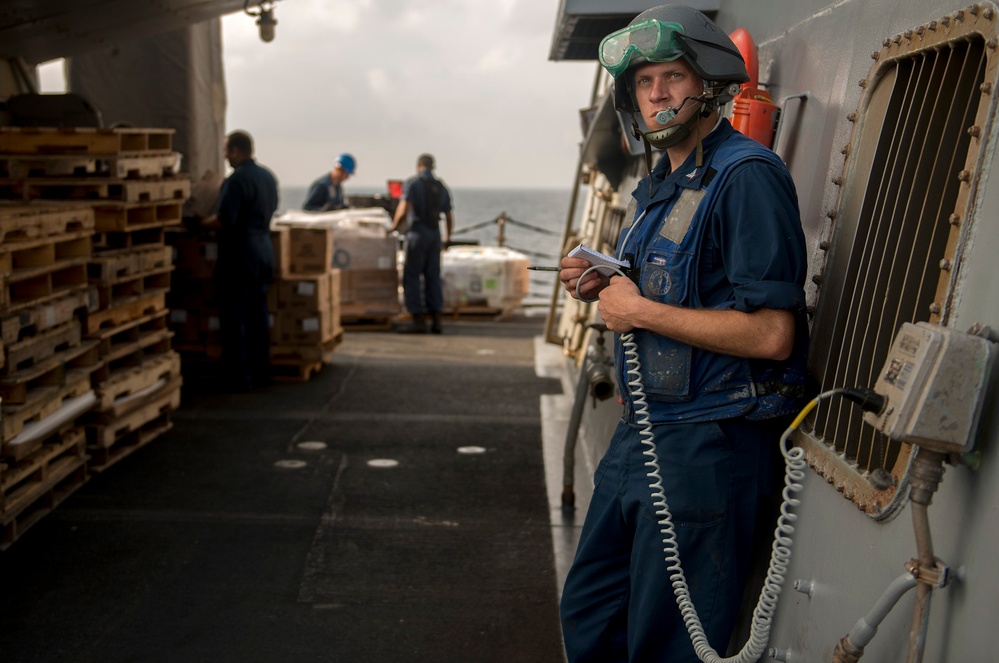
600, 4, 749, 151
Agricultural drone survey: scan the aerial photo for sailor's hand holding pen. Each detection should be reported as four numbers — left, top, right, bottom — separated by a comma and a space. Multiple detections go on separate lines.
557, 256, 609, 301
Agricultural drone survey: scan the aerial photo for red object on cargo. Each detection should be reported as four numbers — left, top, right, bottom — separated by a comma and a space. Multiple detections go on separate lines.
387, 180, 403, 198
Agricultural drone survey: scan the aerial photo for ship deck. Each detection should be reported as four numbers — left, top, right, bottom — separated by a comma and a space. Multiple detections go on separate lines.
0, 312, 590, 663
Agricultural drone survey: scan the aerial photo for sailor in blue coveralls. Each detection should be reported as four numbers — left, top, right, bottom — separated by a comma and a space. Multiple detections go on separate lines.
388, 153, 454, 334
204, 131, 278, 391
302, 153, 355, 211
557, 6, 809, 662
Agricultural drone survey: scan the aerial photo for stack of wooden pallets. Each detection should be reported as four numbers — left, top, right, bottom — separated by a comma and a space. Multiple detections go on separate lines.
0, 127, 189, 547
0, 203, 99, 549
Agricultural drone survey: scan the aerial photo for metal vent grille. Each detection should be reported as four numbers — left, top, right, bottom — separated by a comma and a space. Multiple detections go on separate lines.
797, 6, 998, 519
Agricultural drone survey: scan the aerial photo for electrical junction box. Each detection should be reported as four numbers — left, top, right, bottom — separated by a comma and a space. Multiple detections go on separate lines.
864, 322, 995, 453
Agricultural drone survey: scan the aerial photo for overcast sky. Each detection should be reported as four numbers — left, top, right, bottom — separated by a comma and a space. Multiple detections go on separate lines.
220, 0, 596, 190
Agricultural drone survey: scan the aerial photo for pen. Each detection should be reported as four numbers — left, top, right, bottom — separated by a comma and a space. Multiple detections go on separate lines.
528, 266, 561, 271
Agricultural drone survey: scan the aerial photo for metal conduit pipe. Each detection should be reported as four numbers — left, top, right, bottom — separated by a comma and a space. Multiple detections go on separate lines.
831, 448, 949, 663
832, 572, 919, 662
562, 327, 614, 513
905, 449, 948, 663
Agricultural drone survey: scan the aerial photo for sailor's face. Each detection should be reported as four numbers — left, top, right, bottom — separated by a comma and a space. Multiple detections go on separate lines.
633, 60, 703, 131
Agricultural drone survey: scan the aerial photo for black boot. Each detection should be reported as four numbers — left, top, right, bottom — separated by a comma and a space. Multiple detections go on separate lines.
399, 314, 427, 333
430, 312, 442, 334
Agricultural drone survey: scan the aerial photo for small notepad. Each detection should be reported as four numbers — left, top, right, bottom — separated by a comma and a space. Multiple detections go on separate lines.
568, 244, 631, 275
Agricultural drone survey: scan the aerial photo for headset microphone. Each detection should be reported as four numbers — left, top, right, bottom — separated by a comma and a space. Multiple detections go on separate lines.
655, 108, 678, 124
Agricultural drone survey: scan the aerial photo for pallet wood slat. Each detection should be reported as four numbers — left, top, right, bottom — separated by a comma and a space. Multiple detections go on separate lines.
0, 126, 174, 156
0, 203, 96, 243
0, 175, 191, 204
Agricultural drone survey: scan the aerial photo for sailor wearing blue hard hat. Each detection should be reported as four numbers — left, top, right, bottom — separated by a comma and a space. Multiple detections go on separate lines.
303, 152, 356, 211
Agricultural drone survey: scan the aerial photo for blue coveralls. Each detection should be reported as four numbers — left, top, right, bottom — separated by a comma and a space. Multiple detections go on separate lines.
302, 172, 344, 211
560, 120, 809, 663
400, 170, 452, 316
215, 158, 278, 390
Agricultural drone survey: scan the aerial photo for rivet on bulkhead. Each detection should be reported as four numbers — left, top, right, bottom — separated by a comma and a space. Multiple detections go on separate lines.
871, 51, 880, 60
982, 82, 993, 95
988, 37, 999, 50
950, 213, 962, 226
859, 78, 868, 88
928, 20, 938, 31
915, 26, 925, 37
968, 125, 982, 138
883, 38, 892, 47
904, 29, 914, 40
847, 112, 858, 122
940, 16, 951, 27
819, 240, 831, 251
841, 144, 851, 155
968, 5, 980, 17
984, 6, 995, 20
826, 210, 838, 220
958, 169, 973, 182
929, 303, 942, 315
812, 273, 823, 285
940, 259, 952, 271
832, 176, 844, 186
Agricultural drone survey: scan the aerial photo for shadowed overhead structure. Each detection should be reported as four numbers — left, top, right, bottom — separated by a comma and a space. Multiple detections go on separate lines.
0, 0, 283, 64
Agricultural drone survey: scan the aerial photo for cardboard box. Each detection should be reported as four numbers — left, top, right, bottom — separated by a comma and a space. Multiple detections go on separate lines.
273, 306, 337, 345
276, 272, 332, 311
270, 226, 290, 277
288, 227, 334, 275
340, 268, 400, 316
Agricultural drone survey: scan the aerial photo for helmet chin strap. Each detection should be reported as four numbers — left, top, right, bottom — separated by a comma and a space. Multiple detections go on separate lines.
636, 98, 709, 194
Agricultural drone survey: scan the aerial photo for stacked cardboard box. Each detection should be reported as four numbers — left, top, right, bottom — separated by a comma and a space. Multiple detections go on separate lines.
272, 208, 399, 327
166, 229, 221, 359
268, 226, 342, 380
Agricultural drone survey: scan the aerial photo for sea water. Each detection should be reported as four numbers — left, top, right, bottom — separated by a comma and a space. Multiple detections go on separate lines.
279, 185, 585, 308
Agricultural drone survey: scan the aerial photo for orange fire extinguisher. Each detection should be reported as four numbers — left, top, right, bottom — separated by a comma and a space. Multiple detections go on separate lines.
728, 28, 779, 149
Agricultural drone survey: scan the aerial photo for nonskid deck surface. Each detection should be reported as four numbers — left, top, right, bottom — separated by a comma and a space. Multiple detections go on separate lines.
0, 314, 566, 663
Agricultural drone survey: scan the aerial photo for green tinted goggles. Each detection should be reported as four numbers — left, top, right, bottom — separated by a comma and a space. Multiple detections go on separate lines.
598, 19, 685, 79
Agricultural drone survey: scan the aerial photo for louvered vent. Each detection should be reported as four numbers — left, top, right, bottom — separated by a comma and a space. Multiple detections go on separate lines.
797, 6, 998, 519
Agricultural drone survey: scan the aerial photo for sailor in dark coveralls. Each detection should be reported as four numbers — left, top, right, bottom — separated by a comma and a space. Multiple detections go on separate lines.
388, 153, 454, 334
204, 130, 278, 391
557, 6, 810, 662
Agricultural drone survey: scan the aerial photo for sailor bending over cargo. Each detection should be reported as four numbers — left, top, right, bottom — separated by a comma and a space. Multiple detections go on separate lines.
388, 153, 454, 334
302, 153, 355, 211
557, 5, 810, 662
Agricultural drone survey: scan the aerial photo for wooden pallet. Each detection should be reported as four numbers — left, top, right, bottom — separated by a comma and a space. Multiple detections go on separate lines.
0, 368, 96, 445
91, 200, 183, 233
87, 245, 173, 282
0, 203, 96, 244
94, 351, 181, 413
0, 126, 174, 156
0, 175, 191, 204
92, 225, 168, 252
0, 427, 88, 551
269, 333, 342, 381
0, 152, 181, 180
0, 288, 89, 344
84, 290, 167, 335
340, 313, 397, 330
85, 379, 180, 472
1, 320, 82, 376
0, 339, 100, 406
